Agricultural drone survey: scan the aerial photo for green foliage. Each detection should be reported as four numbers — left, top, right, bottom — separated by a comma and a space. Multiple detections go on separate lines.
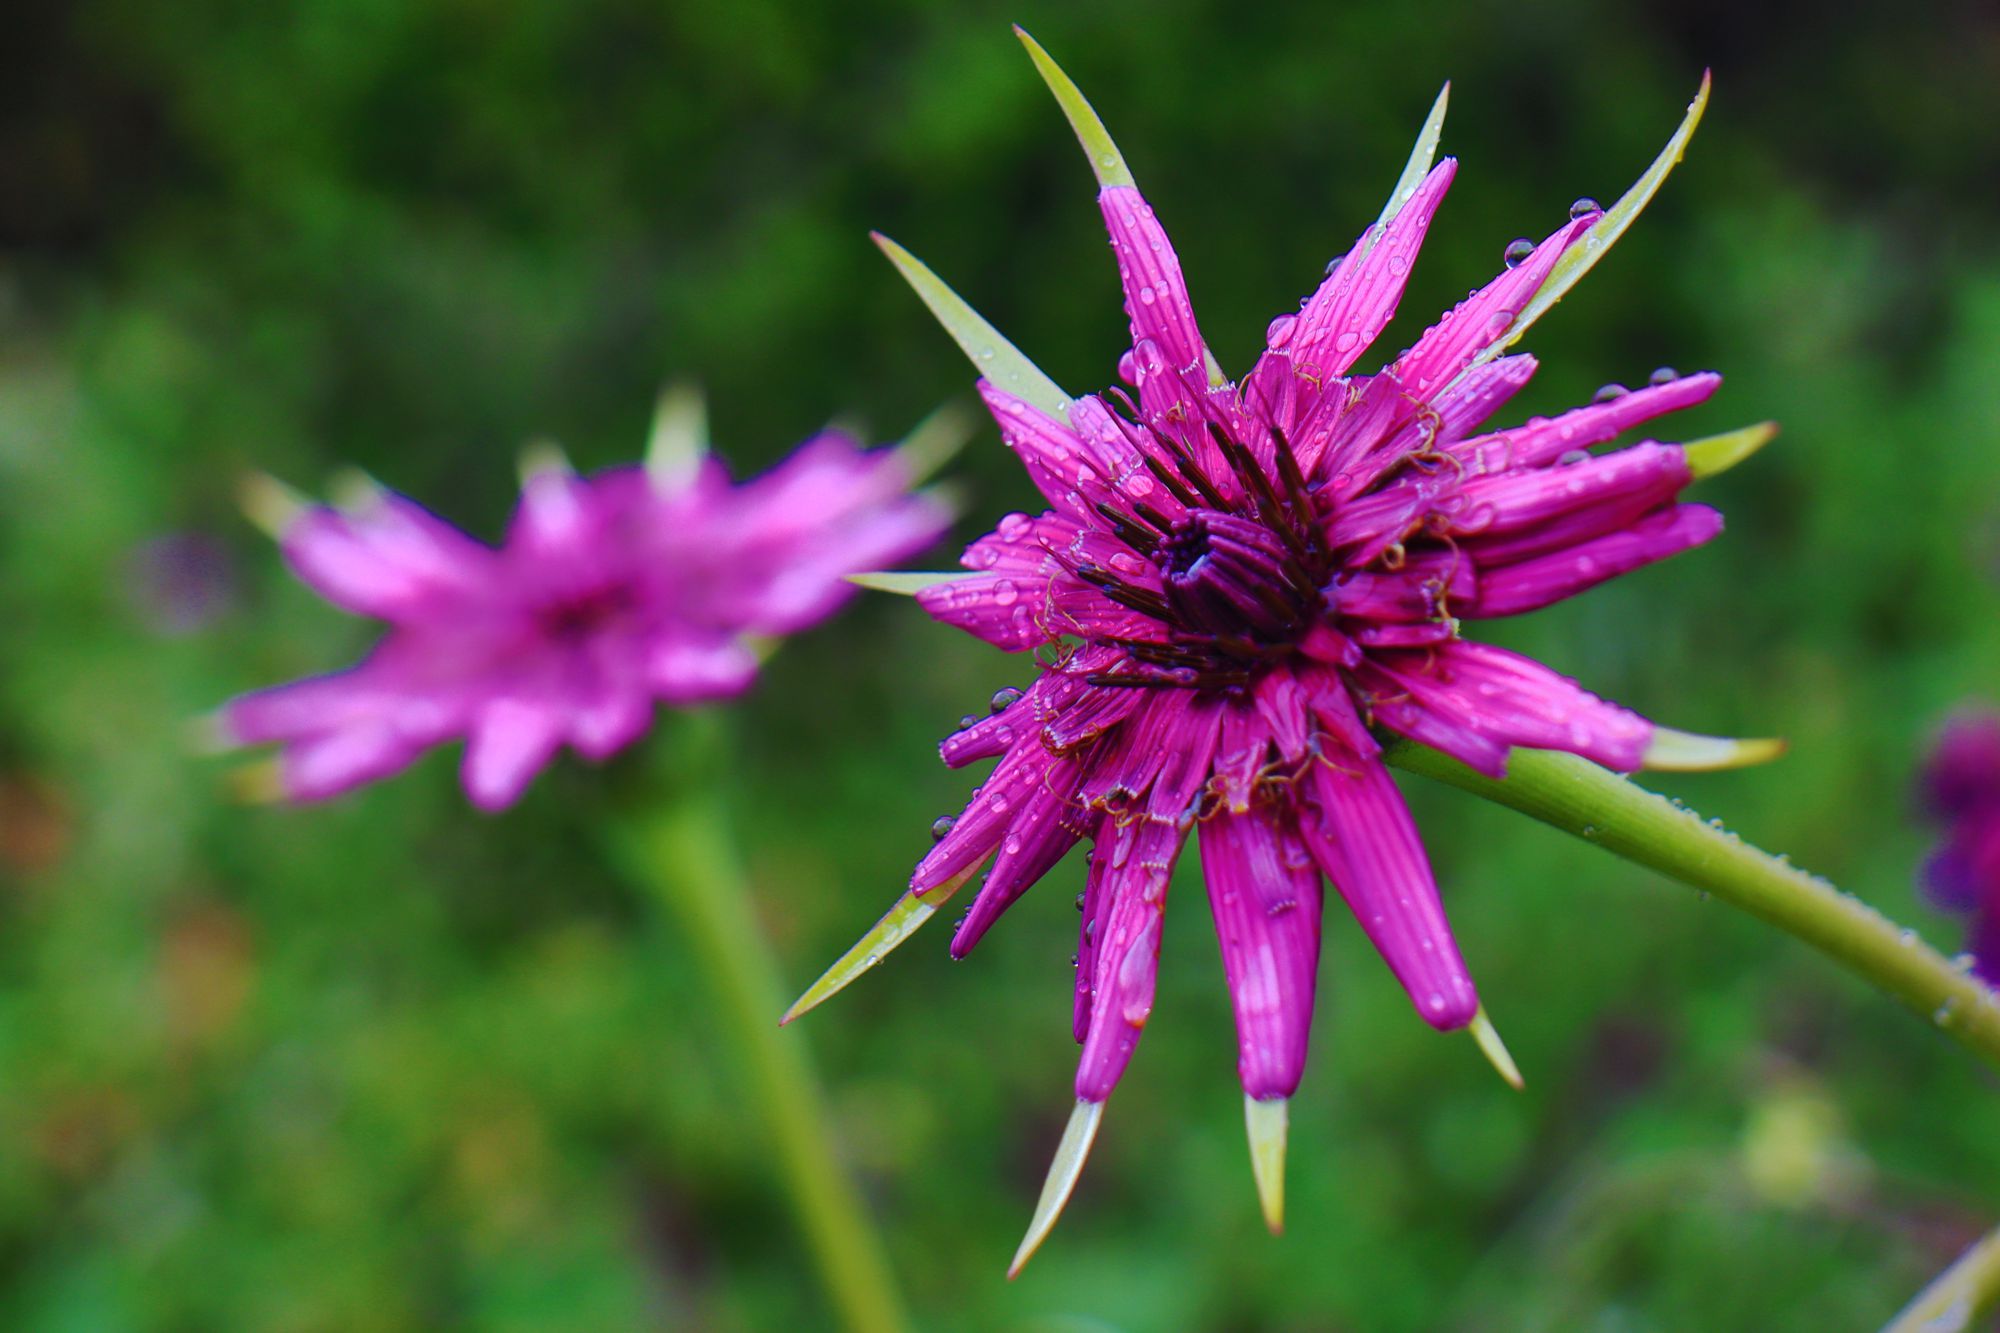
3, 0, 1999, 1328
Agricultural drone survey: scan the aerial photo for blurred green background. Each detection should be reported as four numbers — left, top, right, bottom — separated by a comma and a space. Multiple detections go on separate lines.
4, 0, 2000, 1328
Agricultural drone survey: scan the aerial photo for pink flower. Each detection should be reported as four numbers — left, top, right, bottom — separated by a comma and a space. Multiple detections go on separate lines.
215, 391, 949, 810
788, 33, 1776, 1269
1918, 710, 2000, 982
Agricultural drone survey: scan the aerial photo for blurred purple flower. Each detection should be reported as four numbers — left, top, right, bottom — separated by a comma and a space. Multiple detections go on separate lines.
128, 532, 238, 635
790, 34, 1776, 1263
214, 391, 950, 810
1917, 710, 2000, 981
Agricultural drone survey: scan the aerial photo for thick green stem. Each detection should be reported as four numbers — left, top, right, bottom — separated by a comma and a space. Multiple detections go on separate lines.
1383, 742, 2000, 1072
1883, 1226, 2000, 1333
609, 730, 907, 1333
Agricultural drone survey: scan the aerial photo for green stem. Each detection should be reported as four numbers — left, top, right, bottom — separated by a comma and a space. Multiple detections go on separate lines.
1883, 1226, 2000, 1333
609, 729, 907, 1333
1383, 742, 2000, 1072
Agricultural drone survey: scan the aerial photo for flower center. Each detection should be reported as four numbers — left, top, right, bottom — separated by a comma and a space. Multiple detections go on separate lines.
535, 584, 635, 643
1157, 510, 1313, 643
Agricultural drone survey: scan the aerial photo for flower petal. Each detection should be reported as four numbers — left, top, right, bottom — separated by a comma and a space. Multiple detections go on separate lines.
1199, 810, 1325, 1099
1298, 753, 1479, 1030
1075, 818, 1184, 1100
1461, 503, 1722, 618
950, 755, 1088, 956
461, 697, 565, 811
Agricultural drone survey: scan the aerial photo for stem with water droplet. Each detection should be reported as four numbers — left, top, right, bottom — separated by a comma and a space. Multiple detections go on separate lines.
1383, 742, 2000, 1072
608, 718, 908, 1333
1882, 1225, 2000, 1333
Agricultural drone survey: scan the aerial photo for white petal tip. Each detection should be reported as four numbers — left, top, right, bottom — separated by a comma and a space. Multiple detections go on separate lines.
327, 468, 388, 513
844, 570, 963, 595
1643, 727, 1788, 772
1244, 1095, 1288, 1234
227, 758, 285, 806
1684, 421, 1778, 480
1008, 1098, 1105, 1279
646, 381, 709, 491
517, 440, 573, 488
238, 473, 309, 539
1013, 28, 1133, 191
1471, 1008, 1524, 1091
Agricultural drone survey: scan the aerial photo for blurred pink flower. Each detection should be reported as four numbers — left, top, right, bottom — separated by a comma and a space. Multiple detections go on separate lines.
1918, 710, 2000, 982
216, 399, 948, 810
791, 33, 1774, 1263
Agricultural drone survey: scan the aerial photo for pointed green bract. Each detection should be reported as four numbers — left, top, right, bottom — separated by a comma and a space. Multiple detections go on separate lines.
238, 472, 309, 539
1472, 72, 1712, 369
328, 468, 387, 514
895, 401, 976, 484
1008, 1098, 1105, 1279
1685, 420, 1778, 480
779, 862, 985, 1026
1015, 27, 1134, 190
872, 233, 1072, 423
1644, 727, 1788, 772
845, 570, 966, 596
517, 439, 573, 489
1470, 1007, 1524, 1090
647, 381, 709, 492
1244, 1095, 1288, 1234
1375, 83, 1451, 234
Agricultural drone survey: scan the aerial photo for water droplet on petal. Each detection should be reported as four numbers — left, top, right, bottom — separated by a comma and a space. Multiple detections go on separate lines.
1592, 383, 1629, 404
931, 815, 957, 842
1649, 366, 1679, 386
990, 686, 1024, 714
1569, 196, 1603, 220
1558, 449, 1590, 466
1265, 313, 1297, 349
1502, 238, 1535, 269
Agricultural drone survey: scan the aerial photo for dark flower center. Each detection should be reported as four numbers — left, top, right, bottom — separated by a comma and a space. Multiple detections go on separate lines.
1069, 419, 1334, 691
535, 584, 635, 642
1158, 510, 1314, 643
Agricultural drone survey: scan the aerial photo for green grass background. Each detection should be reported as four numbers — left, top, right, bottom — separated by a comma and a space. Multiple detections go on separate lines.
3, 0, 1999, 1328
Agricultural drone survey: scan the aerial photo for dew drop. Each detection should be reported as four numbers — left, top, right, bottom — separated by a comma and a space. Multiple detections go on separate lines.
1591, 383, 1629, 404
990, 686, 1024, 714
1502, 238, 1535, 269
1648, 365, 1679, 386
1075, 892, 1087, 913
1568, 196, 1603, 220
958, 714, 979, 731
1265, 313, 1298, 348
930, 815, 957, 842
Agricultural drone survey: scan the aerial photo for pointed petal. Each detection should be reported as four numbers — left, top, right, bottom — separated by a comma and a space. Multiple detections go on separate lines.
461, 697, 563, 811
1376, 84, 1450, 232
1299, 754, 1479, 1029
1245, 1095, 1288, 1234
1396, 213, 1595, 398
1098, 187, 1208, 383
283, 726, 425, 802
1199, 811, 1324, 1099
1287, 160, 1457, 381
1075, 819, 1183, 1099
846, 570, 963, 594
1684, 420, 1778, 480
1007, 1098, 1104, 1279
1469, 1007, 1524, 1089
780, 860, 985, 1025
1451, 372, 1721, 473
646, 381, 708, 493
872, 232, 1071, 422
1430, 353, 1538, 443
1643, 727, 1787, 771
1471, 72, 1712, 368
1461, 503, 1722, 619
950, 757, 1087, 956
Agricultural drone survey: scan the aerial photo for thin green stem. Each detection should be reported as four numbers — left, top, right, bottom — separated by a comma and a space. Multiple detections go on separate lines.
1883, 1226, 2000, 1333
609, 728, 907, 1333
1383, 742, 2000, 1073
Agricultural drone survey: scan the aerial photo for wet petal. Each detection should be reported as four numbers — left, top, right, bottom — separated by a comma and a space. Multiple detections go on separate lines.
1075, 819, 1184, 1100
1199, 810, 1325, 1099
1298, 753, 1479, 1029
1462, 503, 1722, 618
950, 756, 1088, 956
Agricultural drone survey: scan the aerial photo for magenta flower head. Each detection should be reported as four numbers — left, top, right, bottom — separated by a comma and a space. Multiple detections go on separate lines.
1917, 710, 2000, 982
785, 31, 1780, 1270
214, 388, 952, 810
